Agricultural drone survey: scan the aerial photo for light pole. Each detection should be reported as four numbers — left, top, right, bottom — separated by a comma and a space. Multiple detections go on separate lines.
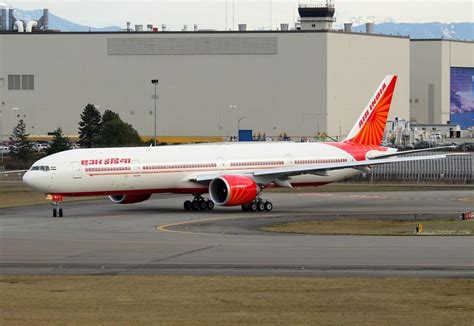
226, 104, 237, 141
237, 116, 247, 141
151, 79, 159, 146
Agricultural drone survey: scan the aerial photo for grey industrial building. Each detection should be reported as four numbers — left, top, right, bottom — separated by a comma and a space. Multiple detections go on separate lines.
0, 4, 472, 142
410, 39, 474, 127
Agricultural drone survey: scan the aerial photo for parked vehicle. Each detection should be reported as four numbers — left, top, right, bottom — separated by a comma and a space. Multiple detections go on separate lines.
33, 143, 50, 152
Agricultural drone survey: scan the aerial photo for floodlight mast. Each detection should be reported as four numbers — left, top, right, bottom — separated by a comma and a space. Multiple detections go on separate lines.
151, 79, 159, 146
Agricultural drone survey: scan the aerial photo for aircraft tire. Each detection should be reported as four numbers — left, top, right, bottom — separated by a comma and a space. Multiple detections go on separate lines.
257, 201, 265, 211
264, 201, 273, 212
198, 200, 207, 210
53, 208, 57, 218
184, 200, 193, 211
249, 202, 258, 212
206, 200, 215, 210
58, 208, 63, 217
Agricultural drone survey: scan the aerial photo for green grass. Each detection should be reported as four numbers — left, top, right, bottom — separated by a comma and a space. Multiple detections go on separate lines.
262, 219, 474, 236
0, 275, 473, 325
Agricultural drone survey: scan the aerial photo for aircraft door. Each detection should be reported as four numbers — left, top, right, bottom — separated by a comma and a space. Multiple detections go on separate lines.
216, 157, 225, 172
132, 160, 141, 176
285, 154, 293, 167
71, 162, 82, 179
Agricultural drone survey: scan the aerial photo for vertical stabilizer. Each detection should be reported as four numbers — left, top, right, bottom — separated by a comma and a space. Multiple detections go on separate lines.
344, 75, 397, 146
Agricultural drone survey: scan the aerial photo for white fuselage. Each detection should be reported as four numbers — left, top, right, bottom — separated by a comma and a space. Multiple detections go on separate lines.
23, 142, 369, 196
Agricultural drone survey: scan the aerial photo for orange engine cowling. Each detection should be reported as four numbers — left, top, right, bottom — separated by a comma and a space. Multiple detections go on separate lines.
109, 194, 152, 204
209, 175, 258, 206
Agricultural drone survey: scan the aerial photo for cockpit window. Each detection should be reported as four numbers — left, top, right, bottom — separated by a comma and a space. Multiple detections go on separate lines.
31, 166, 50, 171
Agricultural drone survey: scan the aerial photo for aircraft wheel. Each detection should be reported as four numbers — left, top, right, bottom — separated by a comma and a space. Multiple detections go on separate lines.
241, 204, 249, 212
184, 200, 192, 211
192, 200, 200, 210
58, 208, 63, 217
53, 208, 57, 218
249, 202, 258, 212
206, 200, 215, 210
257, 201, 265, 211
264, 201, 273, 212
199, 200, 207, 210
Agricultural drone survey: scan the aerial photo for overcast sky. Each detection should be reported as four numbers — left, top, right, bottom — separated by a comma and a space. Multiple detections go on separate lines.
5, 0, 473, 30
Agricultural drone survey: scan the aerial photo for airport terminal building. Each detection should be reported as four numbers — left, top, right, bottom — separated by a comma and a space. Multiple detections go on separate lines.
0, 5, 472, 142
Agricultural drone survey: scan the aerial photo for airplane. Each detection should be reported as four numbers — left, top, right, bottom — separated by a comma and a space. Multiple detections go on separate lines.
23, 75, 456, 217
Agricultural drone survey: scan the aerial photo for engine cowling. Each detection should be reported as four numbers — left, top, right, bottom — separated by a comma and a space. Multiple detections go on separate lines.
209, 175, 258, 206
109, 194, 152, 204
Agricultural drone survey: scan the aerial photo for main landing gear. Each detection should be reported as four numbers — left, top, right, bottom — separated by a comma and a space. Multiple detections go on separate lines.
241, 198, 273, 212
183, 195, 215, 211
51, 194, 64, 217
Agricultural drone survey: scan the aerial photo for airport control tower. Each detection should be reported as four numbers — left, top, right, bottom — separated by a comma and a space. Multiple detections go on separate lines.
298, 0, 336, 31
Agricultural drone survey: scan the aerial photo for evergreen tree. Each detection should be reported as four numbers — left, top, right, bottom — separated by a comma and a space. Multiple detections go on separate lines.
78, 104, 101, 148
98, 110, 142, 147
9, 119, 33, 161
46, 127, 71, 155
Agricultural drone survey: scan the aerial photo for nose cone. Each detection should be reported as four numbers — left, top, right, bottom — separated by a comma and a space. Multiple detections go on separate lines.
22, 171, 32, 186
23, 170, 46, 191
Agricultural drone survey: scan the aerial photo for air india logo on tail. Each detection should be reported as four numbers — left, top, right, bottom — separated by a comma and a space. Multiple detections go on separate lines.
358, 83, 387, 128
344, 75, 397, 146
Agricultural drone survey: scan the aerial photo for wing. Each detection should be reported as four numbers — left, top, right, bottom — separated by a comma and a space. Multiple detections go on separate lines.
367, 145, 457, 160
190, 153, 460, 185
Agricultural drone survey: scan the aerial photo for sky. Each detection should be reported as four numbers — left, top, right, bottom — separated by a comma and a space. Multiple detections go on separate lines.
4, 0, 473, 30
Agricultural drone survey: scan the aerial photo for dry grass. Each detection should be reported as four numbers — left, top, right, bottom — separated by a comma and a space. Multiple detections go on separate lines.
0, 275, 473, 325
0, 181, 99, 208
263, 219, 474, 236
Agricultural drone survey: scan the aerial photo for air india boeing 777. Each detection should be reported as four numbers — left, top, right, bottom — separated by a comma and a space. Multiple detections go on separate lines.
23, 75, 453, 217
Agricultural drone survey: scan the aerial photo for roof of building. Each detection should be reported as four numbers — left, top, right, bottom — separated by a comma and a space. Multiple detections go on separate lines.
410, 38, 473, 44
0, 29, 409, 39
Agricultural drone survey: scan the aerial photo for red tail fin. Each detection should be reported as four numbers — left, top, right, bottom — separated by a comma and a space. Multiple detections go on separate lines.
344, 75, 397, 146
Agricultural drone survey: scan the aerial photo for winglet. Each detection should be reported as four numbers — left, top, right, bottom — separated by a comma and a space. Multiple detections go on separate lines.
344, 75, 397, 146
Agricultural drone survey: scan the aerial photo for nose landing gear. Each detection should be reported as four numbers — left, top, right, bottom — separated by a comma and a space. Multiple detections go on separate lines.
51, 194, 64, 217
184, 195, 215, 211
241, 198, 273, 212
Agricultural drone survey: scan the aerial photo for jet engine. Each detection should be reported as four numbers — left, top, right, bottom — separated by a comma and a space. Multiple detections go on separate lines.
109, 194, 152, 204
209, 175, 258, 206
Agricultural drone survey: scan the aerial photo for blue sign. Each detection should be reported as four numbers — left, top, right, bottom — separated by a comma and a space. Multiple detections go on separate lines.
450, 67, 474, 129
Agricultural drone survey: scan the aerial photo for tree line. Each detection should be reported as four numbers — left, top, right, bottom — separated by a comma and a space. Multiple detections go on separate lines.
8, 104, 142, 162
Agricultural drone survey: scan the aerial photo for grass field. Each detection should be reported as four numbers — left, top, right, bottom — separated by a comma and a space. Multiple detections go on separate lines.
0, 181, 98, 208
263, 219, 474, 236
0, 275, 473, 325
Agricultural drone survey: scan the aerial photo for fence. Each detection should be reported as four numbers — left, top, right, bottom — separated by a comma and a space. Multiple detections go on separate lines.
347, 152, 473, 184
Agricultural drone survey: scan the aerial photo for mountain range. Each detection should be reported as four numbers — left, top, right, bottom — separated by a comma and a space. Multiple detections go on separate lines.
10, 8, 122, 32
352, 22, 473, 41
7, 8, 474, 40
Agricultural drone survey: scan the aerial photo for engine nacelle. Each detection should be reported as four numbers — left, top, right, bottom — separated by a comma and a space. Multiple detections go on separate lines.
109, 193, 152, 204
209, 175, 258, 206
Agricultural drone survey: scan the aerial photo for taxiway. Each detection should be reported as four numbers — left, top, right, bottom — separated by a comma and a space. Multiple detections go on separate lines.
1, 190, 473, 277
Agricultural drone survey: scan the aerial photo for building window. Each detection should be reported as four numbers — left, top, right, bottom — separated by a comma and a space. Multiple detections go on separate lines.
21, 75, 34, 90
8, 75, 21, 90
8, 74, 34, 90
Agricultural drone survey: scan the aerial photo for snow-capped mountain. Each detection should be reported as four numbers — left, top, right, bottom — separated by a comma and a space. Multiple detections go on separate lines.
10, 8, 122, 32
5, 6, 473, 40
351, 22, 473, 41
